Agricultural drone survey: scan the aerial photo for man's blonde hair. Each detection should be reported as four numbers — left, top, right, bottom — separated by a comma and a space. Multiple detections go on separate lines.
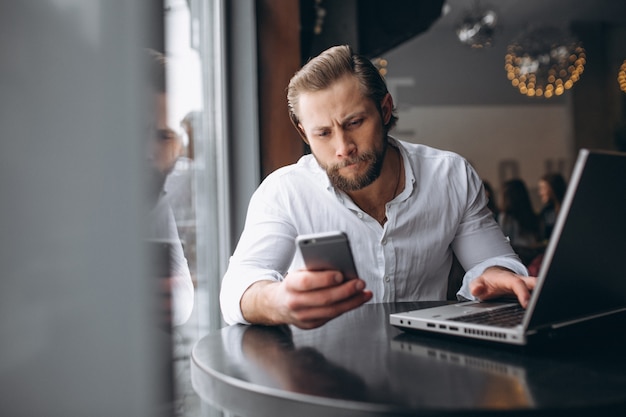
287, 45, 398, 139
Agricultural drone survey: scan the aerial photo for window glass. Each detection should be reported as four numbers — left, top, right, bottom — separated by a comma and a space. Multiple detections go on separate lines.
163, 0, 226, 414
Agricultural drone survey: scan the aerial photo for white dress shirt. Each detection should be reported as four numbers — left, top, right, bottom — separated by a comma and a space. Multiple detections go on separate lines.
147, 196, 195, 327
220, 138, 527, 325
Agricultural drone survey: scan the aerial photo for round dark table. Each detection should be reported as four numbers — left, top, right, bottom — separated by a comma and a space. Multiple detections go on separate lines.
191, 302, 626, 416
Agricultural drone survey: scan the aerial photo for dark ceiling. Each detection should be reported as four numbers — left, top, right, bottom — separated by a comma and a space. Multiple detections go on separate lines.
299, 0, 626, 63
300, 0, 445, 61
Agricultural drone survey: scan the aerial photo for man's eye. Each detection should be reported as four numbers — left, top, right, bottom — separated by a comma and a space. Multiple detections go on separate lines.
348, 119, 363, 128
157, 130, 177, 141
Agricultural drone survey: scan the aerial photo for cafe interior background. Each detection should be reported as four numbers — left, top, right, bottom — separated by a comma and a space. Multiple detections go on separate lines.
2, 1, 625, 416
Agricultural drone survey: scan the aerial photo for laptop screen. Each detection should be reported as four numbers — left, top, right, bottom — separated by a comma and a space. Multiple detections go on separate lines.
527, 150, 626, 330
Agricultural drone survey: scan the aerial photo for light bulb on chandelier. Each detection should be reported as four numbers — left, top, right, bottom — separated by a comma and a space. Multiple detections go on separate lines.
618, 60, 626, 93
456, 3, 498, 48
505, 26, 586, 98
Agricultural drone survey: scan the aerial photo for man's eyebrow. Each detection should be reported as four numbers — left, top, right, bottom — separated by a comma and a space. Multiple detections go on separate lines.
310, 124, 330, 132
341, 111, 367, 123
308, 110, 368, 131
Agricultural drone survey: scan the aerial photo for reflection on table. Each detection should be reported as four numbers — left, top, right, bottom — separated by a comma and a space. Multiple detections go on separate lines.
192, 302, 626, 417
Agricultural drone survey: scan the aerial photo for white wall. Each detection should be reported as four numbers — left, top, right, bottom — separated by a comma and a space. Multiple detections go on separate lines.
377, 0, 626, 209
394, 105, 575, 208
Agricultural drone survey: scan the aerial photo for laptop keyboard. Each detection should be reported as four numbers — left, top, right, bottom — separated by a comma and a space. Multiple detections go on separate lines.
449, 304, 526, 328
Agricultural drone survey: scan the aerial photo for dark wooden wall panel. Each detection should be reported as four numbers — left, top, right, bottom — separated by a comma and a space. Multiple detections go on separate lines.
257, 0, 305, 178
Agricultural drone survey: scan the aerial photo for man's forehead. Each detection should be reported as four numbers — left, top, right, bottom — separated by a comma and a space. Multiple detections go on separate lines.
298, 85, 372, 127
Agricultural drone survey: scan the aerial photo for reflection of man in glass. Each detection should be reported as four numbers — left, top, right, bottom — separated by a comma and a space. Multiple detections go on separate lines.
146, 50, 194, 327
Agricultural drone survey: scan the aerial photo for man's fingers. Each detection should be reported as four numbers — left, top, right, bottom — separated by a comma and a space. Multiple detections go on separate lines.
285, 278, 367, 311
510, 279, 531, 308
520, 275, 538, 290
286, 270, 344, 291
291, 290, 373, 329
469, 277, 488, 299
516, 276, 538, 307
470, 273, 537, 308
270, 271, 371, 329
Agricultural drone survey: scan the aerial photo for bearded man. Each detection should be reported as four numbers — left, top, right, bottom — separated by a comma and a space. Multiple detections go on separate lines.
220, 45, 535, 329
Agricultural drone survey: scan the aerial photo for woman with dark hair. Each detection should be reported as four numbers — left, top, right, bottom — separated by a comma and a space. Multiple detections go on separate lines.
483, 180, 498, 220
498, 179, 541, 265
538, 173, 567, 241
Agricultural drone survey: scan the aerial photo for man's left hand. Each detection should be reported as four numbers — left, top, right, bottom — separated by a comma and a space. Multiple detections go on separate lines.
470, 266, 537, 308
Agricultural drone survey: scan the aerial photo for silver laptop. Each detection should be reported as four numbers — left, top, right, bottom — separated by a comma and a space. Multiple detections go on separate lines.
390, 149, 626, 345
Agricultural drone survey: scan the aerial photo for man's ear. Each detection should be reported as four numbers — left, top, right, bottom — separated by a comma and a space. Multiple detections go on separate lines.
381, 93, 393, 125
297, 124, 309, 145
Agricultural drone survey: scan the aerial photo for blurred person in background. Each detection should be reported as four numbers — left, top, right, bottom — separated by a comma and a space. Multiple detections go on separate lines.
537, 173, 567, 242
498, 179, 542, 266
483, 180, 498, 221
528, 173, 567, 276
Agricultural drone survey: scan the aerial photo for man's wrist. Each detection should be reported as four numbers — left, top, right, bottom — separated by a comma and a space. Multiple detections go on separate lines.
240, 280, 281, 325
483, 265, 515, 275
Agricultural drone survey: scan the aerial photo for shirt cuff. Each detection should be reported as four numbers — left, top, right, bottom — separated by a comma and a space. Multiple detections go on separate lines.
220, 269, 283, 325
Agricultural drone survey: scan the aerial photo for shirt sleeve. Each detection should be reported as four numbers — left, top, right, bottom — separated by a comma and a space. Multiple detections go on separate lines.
146, 199, 195, 327
451, 161, 528, 301
220, 180, 298, 325
168, 207, 195, 326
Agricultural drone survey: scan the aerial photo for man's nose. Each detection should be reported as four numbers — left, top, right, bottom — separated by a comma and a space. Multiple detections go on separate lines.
335, 130, 356, 158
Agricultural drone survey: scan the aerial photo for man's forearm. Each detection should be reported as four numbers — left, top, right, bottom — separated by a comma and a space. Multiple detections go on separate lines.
240, 280, 283, 325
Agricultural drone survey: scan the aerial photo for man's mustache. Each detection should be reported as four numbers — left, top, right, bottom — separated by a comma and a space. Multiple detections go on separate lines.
330, 152, 374, 171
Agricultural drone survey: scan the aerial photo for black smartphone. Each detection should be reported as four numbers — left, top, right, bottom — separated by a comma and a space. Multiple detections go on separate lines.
295, 231, 359, 280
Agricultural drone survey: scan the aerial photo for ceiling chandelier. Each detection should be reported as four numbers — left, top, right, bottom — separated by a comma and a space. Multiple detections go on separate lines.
456, 3, 497, 48
505, 27, 586, 98
618, 60, 626, 93
372, 57, 389, 77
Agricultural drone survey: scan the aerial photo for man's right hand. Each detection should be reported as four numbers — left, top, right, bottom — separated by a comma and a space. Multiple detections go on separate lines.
240, 270, 373, 329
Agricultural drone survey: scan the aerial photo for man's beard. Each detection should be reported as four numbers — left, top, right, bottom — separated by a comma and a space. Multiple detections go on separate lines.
318, 139, 387, 192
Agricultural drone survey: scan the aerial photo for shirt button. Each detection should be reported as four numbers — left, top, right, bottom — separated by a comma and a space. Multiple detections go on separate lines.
384, 275, 390, 282
381, 239, 387, 245
357, 212, 363, 219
